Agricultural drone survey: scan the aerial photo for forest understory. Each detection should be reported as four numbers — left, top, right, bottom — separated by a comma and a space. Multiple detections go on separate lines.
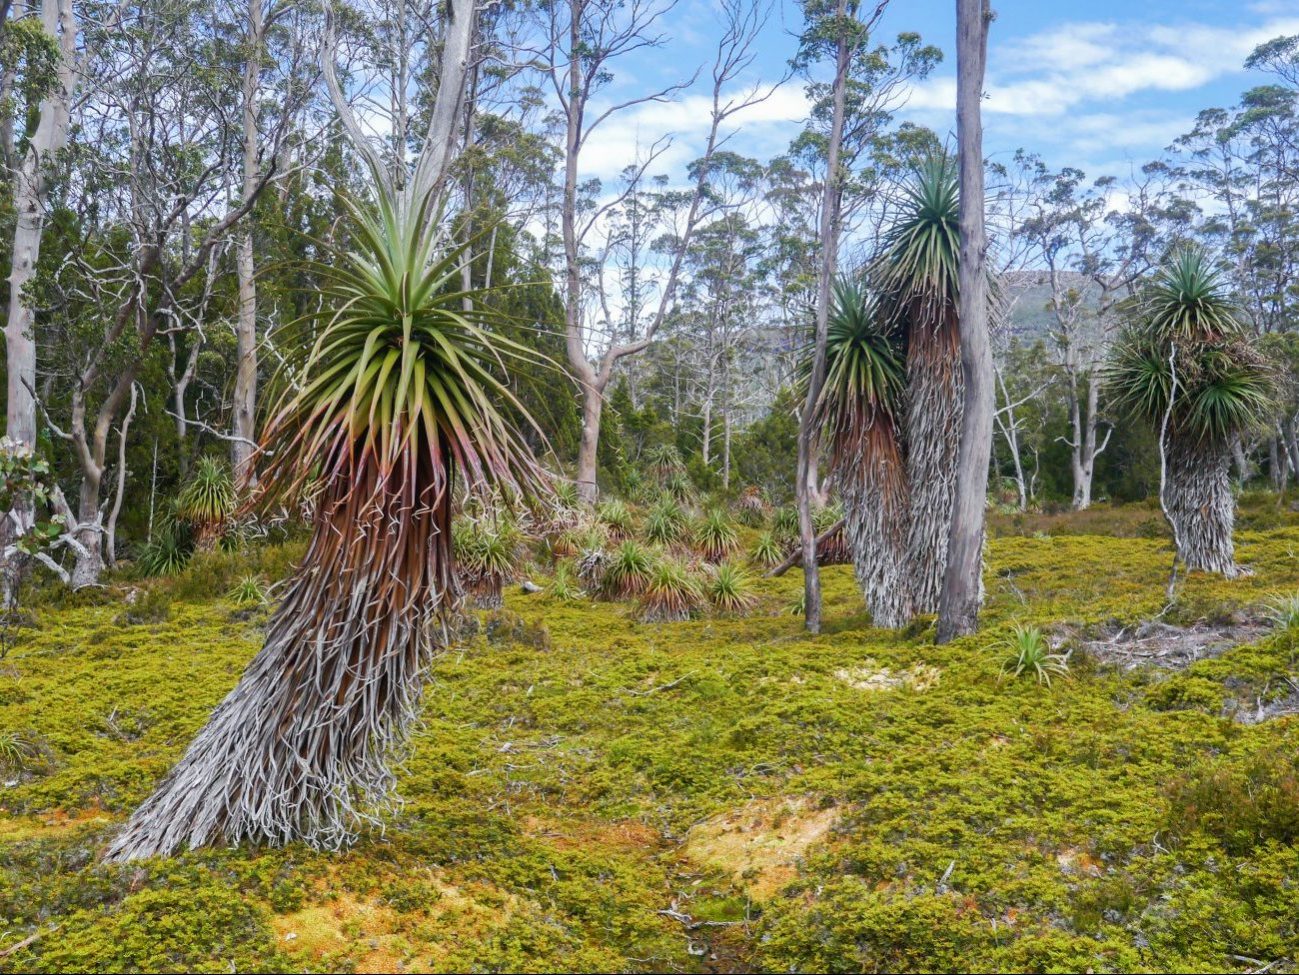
2, 501, 1298, 974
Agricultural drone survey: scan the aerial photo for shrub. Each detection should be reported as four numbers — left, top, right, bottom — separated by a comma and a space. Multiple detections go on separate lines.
736, 485, 768, 526
637, 559, 704, 622
1000, 624, 1070, 685
706, 563, 757, 614
1164, 748, 1299, 854
116, 586, 173, 625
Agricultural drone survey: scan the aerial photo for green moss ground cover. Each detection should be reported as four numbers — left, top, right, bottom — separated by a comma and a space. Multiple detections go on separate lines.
1, 516, 1298, 972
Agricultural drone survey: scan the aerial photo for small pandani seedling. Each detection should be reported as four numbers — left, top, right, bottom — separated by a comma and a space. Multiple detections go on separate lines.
456, 520, 523, 609
693, 509, 739, 562
749, 530, 783, 568
547, 564, 584, 601
229, 574, 268, 606
597, 499, 634, 540
602, 540, 656, 599
137, 526, 192, 577
707, 563, 758, 614
646, 443, 686, 483
552, 480, 580, 511
664, 471, 694, 503
771, 506, 799, 542
1265, 593, 1299, 634
1000, 624, 1071, 686
784, 588, 807, 617
638, 559, 704, 622
0, 730, 36, 774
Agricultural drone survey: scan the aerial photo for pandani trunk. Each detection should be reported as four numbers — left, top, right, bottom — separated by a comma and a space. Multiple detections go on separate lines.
105, 458, 454, 861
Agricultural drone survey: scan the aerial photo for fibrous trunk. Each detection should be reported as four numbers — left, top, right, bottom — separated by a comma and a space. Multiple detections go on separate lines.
904, 304, 962, 613
1164, 436, 1240, 578
105, 461, 453, 861
837, 415, 912, 628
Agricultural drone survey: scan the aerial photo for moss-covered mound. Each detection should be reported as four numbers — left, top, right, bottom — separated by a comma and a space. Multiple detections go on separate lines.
2, 521, 1298, 972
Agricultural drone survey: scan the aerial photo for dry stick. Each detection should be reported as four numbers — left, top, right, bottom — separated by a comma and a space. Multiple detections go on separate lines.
0, 925, 59, 959
1157, 345, 1183, 612
766, 518, 845, 578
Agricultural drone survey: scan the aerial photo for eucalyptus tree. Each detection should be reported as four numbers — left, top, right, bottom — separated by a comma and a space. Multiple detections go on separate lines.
538, 0, 774, 502
0, 0, 75, 604
106, 0, 546, 860
37, 0, 305, 588
1108, 250, 1274, 578
938, 0, 993, 641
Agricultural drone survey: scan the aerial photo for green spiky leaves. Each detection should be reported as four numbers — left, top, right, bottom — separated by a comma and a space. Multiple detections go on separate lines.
872, 152, 960, 326
813, 276, 905, 463
256, 184, 545, 516
1109, 248, 1273, 445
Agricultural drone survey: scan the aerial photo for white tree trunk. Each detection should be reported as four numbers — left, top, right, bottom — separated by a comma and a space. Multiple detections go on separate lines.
937, 0, 993, 642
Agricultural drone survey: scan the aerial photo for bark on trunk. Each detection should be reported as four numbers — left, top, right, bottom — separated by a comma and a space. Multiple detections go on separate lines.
232, 229, 257, 478
231, 0, 265, 480
575, 383, 602, 503
903, 309, 962, 614
840, 422, 912, 628
1165, 437, 1240, 578
105, 469, 455, 861
70, 472, 103, 589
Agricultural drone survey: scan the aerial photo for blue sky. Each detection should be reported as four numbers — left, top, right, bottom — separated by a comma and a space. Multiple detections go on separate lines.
579, 0, 1299, 186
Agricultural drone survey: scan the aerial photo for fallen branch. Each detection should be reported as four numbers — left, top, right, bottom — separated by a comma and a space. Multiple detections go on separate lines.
765, 518, 844, 577
0, 925, 60, 959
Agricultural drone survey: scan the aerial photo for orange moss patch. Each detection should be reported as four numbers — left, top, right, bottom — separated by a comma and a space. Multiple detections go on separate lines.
681, 796, 841, 899
273, 893, 407, 973
521, 814, 664, 854
0, 803, 113, 841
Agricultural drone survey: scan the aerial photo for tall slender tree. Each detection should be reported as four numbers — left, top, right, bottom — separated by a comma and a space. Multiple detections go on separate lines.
937, 0, 993, 641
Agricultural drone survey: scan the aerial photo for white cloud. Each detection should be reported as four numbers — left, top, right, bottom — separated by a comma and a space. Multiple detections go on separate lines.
975, 14, 1299, 119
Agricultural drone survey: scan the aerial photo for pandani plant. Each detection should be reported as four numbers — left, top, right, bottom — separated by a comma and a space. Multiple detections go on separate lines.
105, 177, 545, 859
1107, 248, 1273, 577
175, 456, 236, 551
871, 152, 962, 615
693, 507, 739, 562
637, 557, 704, 623
809, 276, 910, 626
